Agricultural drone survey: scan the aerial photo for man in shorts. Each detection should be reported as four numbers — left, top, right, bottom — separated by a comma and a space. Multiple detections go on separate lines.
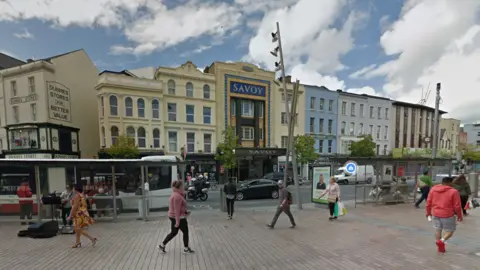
426, 177, 463, 253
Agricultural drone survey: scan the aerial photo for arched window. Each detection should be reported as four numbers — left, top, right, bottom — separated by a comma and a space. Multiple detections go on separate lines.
111, 126, 119, 145
167, 80, 176, 95
152, 100, 159, 119
137, 98, 145, 118
100, 96, 104, 117
203, 84, 210, 99
126, 126, 135, 140
109, 95, 118, 116
153, 128, 160, 148
125, 97, 133, 116
186, 82, 193, 97
440, 139, 444, 148
101, 126, 106, 146
137, 127, 146, 148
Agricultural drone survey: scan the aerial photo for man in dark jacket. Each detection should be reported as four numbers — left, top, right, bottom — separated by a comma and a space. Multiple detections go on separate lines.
224, 179, 237, 220
267, 180, 296, 229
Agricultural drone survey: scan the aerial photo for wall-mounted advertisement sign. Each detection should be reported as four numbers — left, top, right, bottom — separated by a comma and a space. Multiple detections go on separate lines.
47, 81, 71, 122
6, 153, 52, 159
9, 94, 38, 105
312, 166, 331, 204
230, 81, 266, 97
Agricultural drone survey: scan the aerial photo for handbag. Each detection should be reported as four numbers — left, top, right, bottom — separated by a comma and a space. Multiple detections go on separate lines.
337, 201, 347, 216
471, 198, 479, 208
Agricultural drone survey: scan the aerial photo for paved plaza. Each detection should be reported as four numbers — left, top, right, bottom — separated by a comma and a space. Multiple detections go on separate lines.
0, 203, 479, 270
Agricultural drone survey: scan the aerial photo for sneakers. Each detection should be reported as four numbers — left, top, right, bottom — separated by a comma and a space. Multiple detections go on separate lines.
158, 244, 166, 253
436, 240, 446, 253
290, 225, 296, 229
183, 247, 195, 254
266, 224, 274, 229
227, 216, 232, 220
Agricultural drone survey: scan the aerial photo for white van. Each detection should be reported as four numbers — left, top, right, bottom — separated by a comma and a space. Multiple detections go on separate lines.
334, 165, 375, 185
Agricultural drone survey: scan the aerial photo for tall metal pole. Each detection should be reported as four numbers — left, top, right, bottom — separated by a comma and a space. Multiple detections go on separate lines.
432, 83, 441, 159
275, 22, 302, 209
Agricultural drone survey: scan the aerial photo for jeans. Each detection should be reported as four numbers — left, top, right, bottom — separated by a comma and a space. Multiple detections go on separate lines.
415, 186, 430, 207
328, 198, 338, 216
62, 207, 73, 226
460, 195, 468, 214
270, 205, 296, 227
226, 198, 235, 217
162, 218, 189, 248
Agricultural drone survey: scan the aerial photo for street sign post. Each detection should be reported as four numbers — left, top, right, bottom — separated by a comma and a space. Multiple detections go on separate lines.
344, 160, 358, 176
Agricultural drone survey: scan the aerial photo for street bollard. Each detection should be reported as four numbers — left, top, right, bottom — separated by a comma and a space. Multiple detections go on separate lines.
468, 173, 478, 198
220, 190, 226, 212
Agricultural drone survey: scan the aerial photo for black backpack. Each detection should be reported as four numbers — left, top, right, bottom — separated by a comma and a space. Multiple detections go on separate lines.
286, 191, 293, 205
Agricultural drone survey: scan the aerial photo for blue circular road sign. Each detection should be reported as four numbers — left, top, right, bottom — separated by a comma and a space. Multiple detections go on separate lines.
344, 160, 358, 175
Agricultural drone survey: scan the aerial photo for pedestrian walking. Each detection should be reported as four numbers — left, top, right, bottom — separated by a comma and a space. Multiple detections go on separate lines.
318, 177, 341, 220
426, 177, 463, 253
267, 180, 296, 229
224, 178, 237, 220
158, 180, 195, 254
453, 174, 471, 216
60, 184, 74, 227
69, 184, 97, 248
415, 169, 433, 208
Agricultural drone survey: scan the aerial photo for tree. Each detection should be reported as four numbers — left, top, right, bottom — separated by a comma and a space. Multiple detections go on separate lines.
463, 144, 480, 161
105, 135, 140, 159
215, 126, 240, 178
294, 135, 318, 169
349, 135, 376, 157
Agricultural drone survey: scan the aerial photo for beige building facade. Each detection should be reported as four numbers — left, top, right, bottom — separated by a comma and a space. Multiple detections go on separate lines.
438, 118, 460, 153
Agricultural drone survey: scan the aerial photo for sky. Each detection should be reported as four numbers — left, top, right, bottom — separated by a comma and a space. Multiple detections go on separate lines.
0, 0, 479, 123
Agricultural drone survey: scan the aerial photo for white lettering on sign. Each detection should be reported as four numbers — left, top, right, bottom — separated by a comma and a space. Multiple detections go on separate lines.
47, 82, 71, 122
9, 94, 38, 105
248, 150, 277, 155
230, 81, 266, 97
6, 153, 52, 159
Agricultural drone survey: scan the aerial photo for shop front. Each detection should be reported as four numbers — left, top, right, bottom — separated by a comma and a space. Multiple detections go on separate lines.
233, 148, 287, 181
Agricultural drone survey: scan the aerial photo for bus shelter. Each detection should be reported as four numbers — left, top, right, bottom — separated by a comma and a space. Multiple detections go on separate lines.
0, 158, 218, 224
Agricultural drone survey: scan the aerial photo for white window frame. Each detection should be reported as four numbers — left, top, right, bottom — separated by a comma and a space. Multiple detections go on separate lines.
11, 81, 17, 97
360, 104, 364, 117
168, 80, 176, 95
111, 126, 119, 145
384, 126, 388, 140
350, 122, 355, 135
167, 103, 177, 121
309, 117, 315, 133
341, 121, 346, 135
110, 95, 118, 116
203, 133, 212, 153
186, 132, 195, 152
152, 100, 160, 119
28, 77, 35, 93
30, 103, 37, 121
186, 82, 194, 97
385, 108, 389, 120
203, 106, 211, 124
125, 97, 133, 117
137, 98, 145, 118
377, 125, 381, 139
310, 97, 316, 110
242, 127, 254, 140
319, 118, 324, 133
203, 84, 210, 99
13, 106, 19, 123
137, 127, 146, 148
281, 136, 288, 148
341, 101, 347, 115
319, 98, 325, 111
153, 128, 161, 148
168, 131, 178, 152
328, 119, 333, 134
241, 100, 254, 117
328, 140, 332, 153
186, 105, 195, 123
328, 100, 333, 112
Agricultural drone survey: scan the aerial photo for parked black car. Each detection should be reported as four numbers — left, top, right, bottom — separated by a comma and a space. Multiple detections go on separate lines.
235, 179, 279, 201
263, 172, 295, 186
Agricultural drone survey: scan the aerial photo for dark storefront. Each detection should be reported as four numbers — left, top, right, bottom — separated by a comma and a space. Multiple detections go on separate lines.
233, 148, 286, 181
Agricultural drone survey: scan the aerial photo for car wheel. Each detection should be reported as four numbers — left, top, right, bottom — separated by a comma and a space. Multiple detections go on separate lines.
236, 192, 244, 201
271, 190, 279, 199
344, 180, 349, 185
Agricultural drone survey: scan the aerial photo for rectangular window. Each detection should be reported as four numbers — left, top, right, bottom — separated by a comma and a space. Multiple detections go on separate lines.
11, 81, 17, 97
310, 97, 316, 110
377, 107, 382, 119
242, 127, 254, 140
259, 128, 264, 140
203, 107, 211, 124
369, 125, 373, 136
319, 98, 325, 110
259, 102, 264, 118
186, 132, 195, 152
30, 103, 37, 121
241, 100, 254, 117
318, 139, 324, 153
203, 134, 212, 153
230, 100, 236, 116
359, 123, 364, 135
370, 106, 374, 118
351, 103, 356, 116
385, 108, 389, 120
376, 145, 380, 155
328, 100, 333, 112
10, 128, 38, 150
13, 106, 19, 123
341, 101, 347, 115
167, 103, 176, 121
328, 140, 332, 153
281, 136, 288, 148
328, 120, 333, 134
310, 117, 315, 133
168, 131, 177, 152
350, 122, 355, 135
341, 122, 346, 135
383, 145, 388, 155
281, 112, 287, 125
186, 105, 195, 123
28, 77, 35, 93
319, 118, 324, 133
384, 126, 388, 140
377, 125, 381, 139
360, 104, 364, 117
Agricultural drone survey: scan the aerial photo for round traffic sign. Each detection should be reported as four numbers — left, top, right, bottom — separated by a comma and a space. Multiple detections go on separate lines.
344, 160, 358, 175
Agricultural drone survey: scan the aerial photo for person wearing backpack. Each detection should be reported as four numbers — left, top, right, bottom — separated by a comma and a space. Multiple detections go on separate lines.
267, 180, 296, 229
224, 178, 237, 220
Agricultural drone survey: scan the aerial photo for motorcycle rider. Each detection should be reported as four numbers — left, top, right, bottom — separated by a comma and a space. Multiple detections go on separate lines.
194, 175, 204, 197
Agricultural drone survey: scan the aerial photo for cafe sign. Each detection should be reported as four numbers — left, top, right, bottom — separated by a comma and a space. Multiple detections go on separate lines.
230, 81, 266, 97
47, 82, 71, 122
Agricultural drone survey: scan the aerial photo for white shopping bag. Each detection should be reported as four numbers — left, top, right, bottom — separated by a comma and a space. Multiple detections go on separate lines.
337, 201, 347, 216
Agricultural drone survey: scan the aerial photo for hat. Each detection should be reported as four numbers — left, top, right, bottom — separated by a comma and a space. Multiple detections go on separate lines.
277, 180, 283, 185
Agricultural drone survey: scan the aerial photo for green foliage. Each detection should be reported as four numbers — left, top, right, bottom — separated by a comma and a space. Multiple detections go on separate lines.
294, 135, 318, 164
215, 126, 240, 169
463, 144, 480, 161
349, 135, 376, 157
105, 135, 140, 159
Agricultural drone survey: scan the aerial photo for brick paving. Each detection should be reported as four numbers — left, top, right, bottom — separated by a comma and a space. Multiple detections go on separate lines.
0, 203, 479, 270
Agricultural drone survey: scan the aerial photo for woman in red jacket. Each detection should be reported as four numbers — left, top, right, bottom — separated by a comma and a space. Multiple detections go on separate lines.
17, 181, 33, 225
158, 180, 194, 254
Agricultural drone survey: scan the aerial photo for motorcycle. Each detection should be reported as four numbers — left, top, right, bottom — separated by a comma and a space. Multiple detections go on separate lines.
187, 181, 209, 201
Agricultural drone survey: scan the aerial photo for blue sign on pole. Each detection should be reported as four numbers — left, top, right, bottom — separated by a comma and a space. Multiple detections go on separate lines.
344, 160, 358, 175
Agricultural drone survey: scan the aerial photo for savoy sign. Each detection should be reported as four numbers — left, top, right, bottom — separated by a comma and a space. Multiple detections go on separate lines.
230, 81, 266, 97
47, 82, 71, 122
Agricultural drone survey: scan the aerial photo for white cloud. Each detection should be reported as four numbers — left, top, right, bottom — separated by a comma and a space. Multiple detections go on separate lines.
13, 28, 34, 39
356, 0, 480, 122
349, 64, 377, 79
290, 64, 345, 90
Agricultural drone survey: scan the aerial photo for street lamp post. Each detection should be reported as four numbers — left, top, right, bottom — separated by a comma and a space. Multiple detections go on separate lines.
271, 22, 302, 210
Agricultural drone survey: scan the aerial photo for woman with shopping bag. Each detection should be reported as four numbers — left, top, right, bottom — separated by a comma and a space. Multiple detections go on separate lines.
318, 177, 341, 220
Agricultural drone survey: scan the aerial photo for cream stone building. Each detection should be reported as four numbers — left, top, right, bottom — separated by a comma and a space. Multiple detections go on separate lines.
438, 118, 461, 153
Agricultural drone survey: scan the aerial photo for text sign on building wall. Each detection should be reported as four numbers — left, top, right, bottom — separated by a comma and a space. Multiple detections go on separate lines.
9, 94, 38, 105
47, 82, 71, 122
230, 81, 266, 97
